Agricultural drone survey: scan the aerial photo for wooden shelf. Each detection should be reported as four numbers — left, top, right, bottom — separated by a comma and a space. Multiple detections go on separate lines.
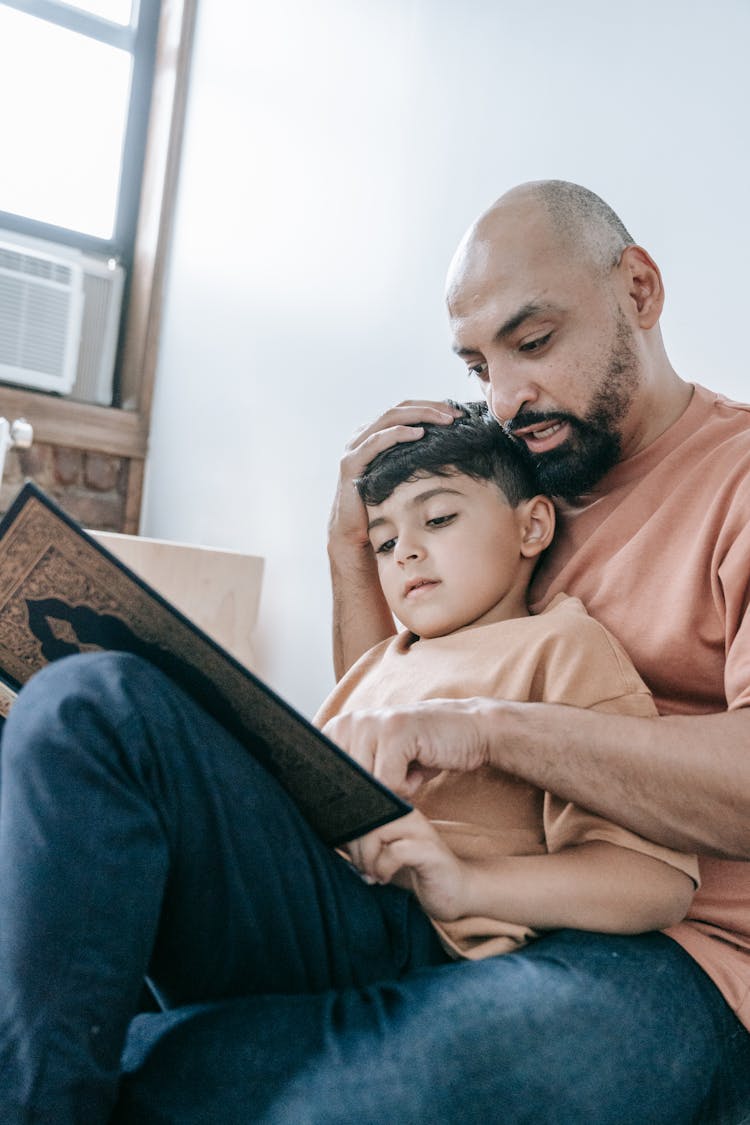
0, 386, 148, 460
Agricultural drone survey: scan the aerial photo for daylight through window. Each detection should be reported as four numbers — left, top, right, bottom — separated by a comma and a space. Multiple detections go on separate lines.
0, 0, 160, 257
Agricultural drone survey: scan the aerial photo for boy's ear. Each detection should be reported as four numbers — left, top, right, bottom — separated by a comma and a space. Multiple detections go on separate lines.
519, 495, 555, 558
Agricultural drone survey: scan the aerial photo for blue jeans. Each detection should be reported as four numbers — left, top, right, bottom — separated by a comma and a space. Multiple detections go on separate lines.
1, 653, 749, 1124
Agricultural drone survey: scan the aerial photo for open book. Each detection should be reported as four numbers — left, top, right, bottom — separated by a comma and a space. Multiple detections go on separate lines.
0, 482, 410, 846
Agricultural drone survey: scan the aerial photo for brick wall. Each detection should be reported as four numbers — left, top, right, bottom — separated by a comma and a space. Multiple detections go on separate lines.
0, 443, 130, 531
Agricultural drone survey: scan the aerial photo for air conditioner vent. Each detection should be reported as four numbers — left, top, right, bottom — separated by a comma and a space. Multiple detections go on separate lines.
0, 236, 84, 394
0, 231, 124, 403
0, 247, 73, 286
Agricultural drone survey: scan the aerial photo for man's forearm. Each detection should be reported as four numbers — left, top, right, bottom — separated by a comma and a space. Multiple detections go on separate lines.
329, 542, 395, 680
325, 696, 750, 858
485, 702, 750, 859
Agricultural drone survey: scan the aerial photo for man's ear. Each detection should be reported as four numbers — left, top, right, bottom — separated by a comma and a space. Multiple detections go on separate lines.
519, 495, 556, 558
619, 245, 664, 330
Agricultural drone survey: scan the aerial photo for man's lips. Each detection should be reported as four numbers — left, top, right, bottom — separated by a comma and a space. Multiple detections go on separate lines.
510, 419, 571, 454
403, 578, 440, 599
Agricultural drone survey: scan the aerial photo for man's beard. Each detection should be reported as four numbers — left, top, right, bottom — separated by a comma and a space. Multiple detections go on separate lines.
505, 314, 640, 502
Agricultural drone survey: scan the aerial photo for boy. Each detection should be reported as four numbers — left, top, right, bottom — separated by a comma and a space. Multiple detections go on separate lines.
316, 400, 697, 956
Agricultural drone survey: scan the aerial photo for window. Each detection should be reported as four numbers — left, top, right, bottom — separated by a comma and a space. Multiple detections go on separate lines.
0, 0, 196, 530
0, 0, 161, 264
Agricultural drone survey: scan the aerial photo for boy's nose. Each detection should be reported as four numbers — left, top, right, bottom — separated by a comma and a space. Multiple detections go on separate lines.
395, 540, 426, 565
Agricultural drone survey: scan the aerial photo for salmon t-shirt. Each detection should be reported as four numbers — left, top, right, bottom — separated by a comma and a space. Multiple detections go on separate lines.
315, 595, 698, 960
530, 382, 750, 1031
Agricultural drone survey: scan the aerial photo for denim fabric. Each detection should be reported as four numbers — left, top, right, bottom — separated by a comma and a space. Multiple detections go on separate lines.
117, 930, 750, 1125
0, 652, 445, 1124
0, 652, 748, 1124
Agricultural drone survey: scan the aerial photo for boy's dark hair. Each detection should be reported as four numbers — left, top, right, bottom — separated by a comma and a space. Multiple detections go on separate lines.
356, 400, 539, 507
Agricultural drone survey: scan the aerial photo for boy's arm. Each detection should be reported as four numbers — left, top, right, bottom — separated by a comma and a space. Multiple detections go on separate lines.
455, 842, 695, 934
351, 811, 695, 933
328, 401, 461, 678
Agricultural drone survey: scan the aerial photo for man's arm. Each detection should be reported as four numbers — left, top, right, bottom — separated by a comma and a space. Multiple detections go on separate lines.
324, 700, 750, 859
495, 703, 750, 859
328, 400, 461, 678
327, 535, 393, 681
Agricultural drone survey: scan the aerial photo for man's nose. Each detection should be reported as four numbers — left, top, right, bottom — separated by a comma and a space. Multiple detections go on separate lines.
485, 368, 539, 425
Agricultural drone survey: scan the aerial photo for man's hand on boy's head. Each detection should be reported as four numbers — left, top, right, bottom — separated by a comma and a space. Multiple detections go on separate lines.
328, 400, 462, 552
347, 808, 472, 922
323, 696, 494, 797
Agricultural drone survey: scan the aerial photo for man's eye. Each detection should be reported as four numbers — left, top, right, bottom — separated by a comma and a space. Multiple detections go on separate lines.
427, 514, 456, 529
467, 361, 488, 381
375, 537, 396, 555
519, 332, 552, 353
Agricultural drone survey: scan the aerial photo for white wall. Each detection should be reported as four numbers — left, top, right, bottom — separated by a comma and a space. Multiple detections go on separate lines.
141, 0, 750, 717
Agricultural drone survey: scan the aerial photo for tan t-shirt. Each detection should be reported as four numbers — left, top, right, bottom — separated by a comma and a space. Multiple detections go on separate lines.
314, 595, 698, 959
530, 383, 750, 1031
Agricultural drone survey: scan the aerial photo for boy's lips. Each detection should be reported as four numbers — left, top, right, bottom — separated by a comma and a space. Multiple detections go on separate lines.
512, 419, 571, 454
403, 577, 441, 599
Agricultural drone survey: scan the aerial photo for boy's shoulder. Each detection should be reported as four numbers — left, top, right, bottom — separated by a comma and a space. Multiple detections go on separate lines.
533, 591, 618, 633
528, 593, 656, 715
529, 591, 599, 637
531, 590, 638, 660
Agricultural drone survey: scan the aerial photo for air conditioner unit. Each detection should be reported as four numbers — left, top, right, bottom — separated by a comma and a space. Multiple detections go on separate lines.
69, 252, 125, 406
0, 230, 125, 405
0, 235, 84, 395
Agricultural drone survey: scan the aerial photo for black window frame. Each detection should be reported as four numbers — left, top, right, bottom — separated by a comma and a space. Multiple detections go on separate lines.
0, 0, 196, 532
0, 0, 161, 270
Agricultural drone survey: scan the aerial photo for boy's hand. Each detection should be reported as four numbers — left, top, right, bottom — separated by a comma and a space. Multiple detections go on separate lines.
348, 809, 471, 921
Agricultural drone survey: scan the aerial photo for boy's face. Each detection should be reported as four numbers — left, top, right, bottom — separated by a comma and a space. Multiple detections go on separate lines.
366, 471, 540, 639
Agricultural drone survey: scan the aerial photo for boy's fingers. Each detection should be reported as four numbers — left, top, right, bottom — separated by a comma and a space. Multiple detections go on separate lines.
369, 836, 438, 887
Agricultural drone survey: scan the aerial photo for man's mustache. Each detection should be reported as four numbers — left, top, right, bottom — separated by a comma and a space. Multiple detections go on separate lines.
503, 411, 582, 438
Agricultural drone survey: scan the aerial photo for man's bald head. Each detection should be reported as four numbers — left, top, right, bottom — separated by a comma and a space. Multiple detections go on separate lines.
512, 180, 634, 268
447, 180, 635, 306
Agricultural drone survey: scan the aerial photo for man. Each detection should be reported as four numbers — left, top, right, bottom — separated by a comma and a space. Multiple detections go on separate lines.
3, 182, 750, 1124
327, 182, 749, 855
323, 180, 750, 1119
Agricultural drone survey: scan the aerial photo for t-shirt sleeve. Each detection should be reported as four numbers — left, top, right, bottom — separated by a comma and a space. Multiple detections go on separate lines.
718, 514, 750, 711
542, 791, 700, 886
536, 609, 700, 885
311, 638, 393, 728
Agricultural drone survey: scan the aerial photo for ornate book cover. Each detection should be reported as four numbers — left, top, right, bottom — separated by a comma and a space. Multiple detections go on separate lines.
0, 483, 410, 846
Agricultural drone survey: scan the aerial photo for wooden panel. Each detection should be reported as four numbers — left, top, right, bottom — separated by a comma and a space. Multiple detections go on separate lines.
0, 386, 148, 458
118, 0, 198, 417
91, 531, 264, 671
122, 457, 146, 534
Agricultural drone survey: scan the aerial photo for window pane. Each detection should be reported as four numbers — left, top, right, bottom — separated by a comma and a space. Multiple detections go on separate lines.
58, 0, 134, 25
0, 6, 132, 239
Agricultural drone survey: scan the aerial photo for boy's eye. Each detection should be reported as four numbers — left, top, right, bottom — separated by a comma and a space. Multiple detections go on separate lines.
426, 514, 456, 529
375, 537, 396, 555
518, 332, 552, 353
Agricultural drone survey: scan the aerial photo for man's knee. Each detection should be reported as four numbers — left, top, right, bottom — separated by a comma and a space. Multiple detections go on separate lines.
14, 648, 154, 710
2, 652, 161, 773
